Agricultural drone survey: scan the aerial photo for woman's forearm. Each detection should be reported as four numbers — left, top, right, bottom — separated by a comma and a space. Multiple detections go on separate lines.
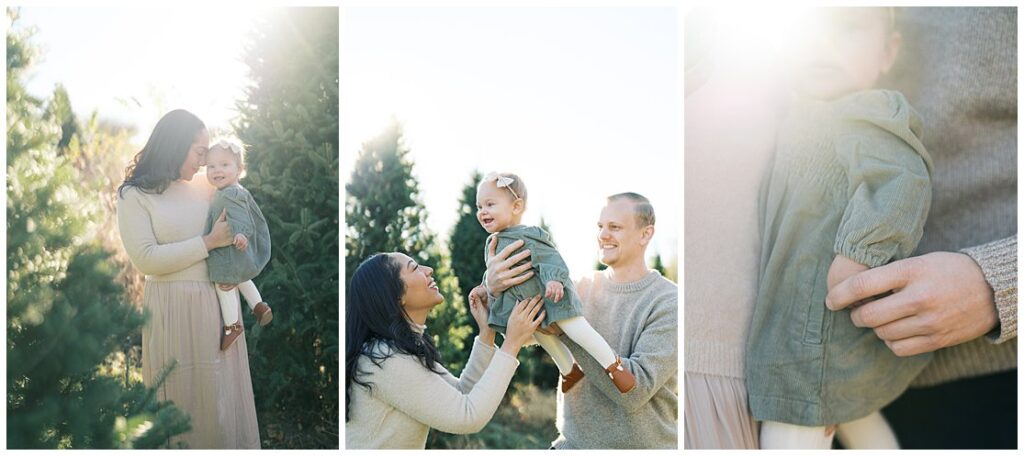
499, 341, 522, 358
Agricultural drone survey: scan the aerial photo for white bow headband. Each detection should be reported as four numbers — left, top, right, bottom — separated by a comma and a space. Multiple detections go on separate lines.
483, 172, 520, 200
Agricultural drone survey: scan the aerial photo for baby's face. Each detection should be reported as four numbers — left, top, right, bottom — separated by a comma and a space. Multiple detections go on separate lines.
205, 147, 241, 189
476, 181, 520, 233
787, 8, 899, 100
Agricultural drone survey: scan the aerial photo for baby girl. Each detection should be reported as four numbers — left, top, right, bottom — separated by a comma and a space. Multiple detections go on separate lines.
204, 139, 274, 350
746, 7, 933, 449
473, 172, 636, 394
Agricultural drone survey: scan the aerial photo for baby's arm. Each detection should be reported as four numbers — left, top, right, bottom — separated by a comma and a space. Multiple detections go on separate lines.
220, 187, 257, 240
525, 228, 572, 301
545, 281, 564, 302
833, 93, 932, 270
234, 233, 248, 251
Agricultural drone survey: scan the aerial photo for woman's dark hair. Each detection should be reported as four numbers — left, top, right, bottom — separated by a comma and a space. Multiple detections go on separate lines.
117, 109, 206, 197
345, 253, 444, 422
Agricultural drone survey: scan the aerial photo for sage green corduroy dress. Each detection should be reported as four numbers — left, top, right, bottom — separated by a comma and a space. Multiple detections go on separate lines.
745, 90, 934, 427
205, 184, 271, 284
484, 225, 583, 333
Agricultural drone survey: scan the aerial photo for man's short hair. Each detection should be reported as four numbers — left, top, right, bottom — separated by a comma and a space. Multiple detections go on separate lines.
607, 192, 655, 228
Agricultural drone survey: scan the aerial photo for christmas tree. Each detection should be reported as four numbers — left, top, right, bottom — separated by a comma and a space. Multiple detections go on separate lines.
233, 7, 340, 448
6, 8, 188, 448
345, 120, 471, 373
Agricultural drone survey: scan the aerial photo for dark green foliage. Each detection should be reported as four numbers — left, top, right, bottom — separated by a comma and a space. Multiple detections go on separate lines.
345, 120, 471, 374
448, 170, 488, 303
7, 8, 189, 447
233, 7, 339, 449
651, 253, 667, 277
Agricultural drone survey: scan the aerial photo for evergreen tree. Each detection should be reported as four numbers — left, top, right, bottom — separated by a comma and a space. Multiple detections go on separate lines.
448, 170, 487, 306
233, 7, 339, 447
650, 253, 667, 277
346, 120, 471, 373
6, 8, 188, 448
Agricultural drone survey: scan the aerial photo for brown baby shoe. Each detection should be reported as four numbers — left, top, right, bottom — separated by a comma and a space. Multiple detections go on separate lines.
605, 357, 636, 393
221, 322, 244, 351
253, 302, 273, 326
561, 363, 585, 393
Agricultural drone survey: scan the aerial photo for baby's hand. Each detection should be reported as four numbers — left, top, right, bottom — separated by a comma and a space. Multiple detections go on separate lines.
234, 233, 248, 251
827, 255, 869, 295
545, 280, 564, 303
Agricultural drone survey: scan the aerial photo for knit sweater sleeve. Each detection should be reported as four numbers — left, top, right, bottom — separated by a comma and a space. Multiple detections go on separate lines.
436, 336, 499, 393
572, 285, 678, 413
368, 343, 519, 434
833, 91, 933, 267
961, 235, 1017, 344
117, 188, 209, 276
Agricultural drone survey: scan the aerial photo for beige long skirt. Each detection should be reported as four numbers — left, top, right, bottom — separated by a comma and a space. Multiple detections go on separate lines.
141, 281, 260, 449
684, 372, 760, 449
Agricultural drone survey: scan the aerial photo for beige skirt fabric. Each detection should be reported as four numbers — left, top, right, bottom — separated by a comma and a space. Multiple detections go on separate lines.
141, 281, 260, 449
684, 372, 759, 449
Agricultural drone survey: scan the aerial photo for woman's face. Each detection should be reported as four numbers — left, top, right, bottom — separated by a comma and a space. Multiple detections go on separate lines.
389, 253, 444, 313
178, 129, 210, 181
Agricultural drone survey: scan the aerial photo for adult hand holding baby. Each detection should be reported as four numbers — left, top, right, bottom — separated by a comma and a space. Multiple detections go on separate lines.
825, 252, 997, 357
203, 209, 233, 250
484, 237, 534, 295
468, 285, 496, 345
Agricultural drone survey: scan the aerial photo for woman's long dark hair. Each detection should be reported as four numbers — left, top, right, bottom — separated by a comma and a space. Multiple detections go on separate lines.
345, 253, 444, 422
117, 109, 206, 198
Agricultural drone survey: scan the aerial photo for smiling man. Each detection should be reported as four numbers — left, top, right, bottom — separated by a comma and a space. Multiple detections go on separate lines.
486, 193, 678, 448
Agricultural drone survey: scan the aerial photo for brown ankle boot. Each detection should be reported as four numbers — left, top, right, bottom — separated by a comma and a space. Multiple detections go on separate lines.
561, 363, 585, 393
221, 322, 244, 351
605, 357, 636, 393
253, 302, 273, 326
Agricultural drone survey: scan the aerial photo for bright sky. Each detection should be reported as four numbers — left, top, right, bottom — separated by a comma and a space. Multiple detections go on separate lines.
15, 6, 269, 141
341, 7, 679, 279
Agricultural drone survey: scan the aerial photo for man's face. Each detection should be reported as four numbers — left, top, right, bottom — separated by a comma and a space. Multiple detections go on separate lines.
597, 199, 648, 268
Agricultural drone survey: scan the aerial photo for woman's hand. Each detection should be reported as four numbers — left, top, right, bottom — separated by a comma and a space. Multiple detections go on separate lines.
468, 285, 496, 345
500, 295, 545, 358
484, 238, 534, 295
203, 209, 233, 250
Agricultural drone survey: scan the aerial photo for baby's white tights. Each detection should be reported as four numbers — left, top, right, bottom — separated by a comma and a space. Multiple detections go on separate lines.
760, 411, 899, 449
216, 280, 263, 326
532, 316, 617, 375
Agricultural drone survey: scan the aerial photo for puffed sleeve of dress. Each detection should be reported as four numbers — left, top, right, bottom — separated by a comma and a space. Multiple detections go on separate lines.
521, 227, 571, 286
832, 90, 934, 268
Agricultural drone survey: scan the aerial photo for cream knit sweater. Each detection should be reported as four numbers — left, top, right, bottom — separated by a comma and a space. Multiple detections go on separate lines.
345, 333, 519, 449
116, 176, 214, 282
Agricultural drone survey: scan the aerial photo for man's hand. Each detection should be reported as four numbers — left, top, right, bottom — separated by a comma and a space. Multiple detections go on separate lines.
536, 321, 564, 336
826, 252, 998, 357
484, 237, 534, 294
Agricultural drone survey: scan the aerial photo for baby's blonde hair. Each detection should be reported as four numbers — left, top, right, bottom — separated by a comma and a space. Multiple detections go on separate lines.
208, 137, 246, 168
